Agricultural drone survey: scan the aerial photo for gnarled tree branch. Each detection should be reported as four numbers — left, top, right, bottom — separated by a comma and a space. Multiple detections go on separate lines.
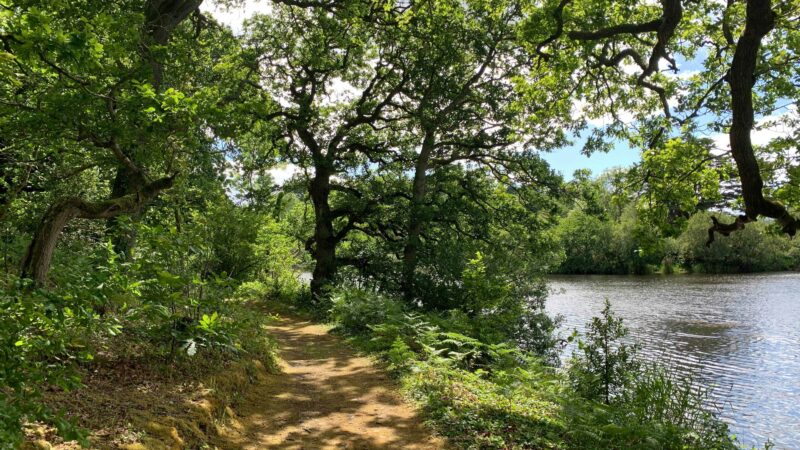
708, 0, 799, 245
20, 175, 176, 285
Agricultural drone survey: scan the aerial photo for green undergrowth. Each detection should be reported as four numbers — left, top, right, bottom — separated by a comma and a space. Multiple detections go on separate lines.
326, 288, 739, 450
2, 267, 284, 448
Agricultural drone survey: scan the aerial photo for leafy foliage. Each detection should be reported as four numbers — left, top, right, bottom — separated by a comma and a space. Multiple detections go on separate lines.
554, 170, 800, 274
568, 299, 639, 404
331, 288, 736, 449
0, 277, 95, 447
674, 212, 800, 273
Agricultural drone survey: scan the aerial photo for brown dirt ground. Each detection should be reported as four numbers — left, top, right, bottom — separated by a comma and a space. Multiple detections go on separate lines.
27, 312, 445, 450
215, 313, 445, 449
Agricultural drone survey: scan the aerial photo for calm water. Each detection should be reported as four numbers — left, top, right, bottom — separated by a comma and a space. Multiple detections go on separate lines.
547, 273, 800, 449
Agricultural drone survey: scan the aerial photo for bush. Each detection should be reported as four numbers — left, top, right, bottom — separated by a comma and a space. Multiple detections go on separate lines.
567, 299, 734, 449
676, 212, 798, 273
456, 252, 560, 361
0, 276, 102, 447
404, 359, 569, 449
621, 364, 731, 448
568, 298, 639, 404
330, 288, 404, 335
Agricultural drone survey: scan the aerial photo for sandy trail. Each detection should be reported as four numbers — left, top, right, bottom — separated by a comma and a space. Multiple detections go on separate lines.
216, 313, 445, 449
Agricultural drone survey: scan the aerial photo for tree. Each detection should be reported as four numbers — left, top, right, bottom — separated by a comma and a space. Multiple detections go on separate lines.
243, 1, 409, 300
390, 0, 573, 300
525, 0, 800, 246
1, 0, 246, 284
570, 299, 639, 404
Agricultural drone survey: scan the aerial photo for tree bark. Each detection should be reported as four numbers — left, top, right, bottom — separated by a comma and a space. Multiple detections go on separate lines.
709, 0, 799, 243
106, 166, 143, 258
401, 129, 435, 301
21, 176, 174, 285
143, 0, 204, 87
309, 165, 337, 300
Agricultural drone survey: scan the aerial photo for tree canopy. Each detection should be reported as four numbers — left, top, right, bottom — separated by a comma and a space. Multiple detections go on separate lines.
1, 0, 799, 444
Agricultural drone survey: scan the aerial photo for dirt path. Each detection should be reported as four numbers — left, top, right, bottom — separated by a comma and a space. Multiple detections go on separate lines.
216, 314, 445, 449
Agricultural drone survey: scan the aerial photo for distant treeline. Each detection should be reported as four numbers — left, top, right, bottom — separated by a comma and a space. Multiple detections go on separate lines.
552, 171, 800, 275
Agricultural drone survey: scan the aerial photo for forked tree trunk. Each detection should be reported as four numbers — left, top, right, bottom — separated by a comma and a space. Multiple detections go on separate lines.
21, 176, 174, 285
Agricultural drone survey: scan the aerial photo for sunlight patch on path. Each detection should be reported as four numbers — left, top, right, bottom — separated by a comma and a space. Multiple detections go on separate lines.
216, 314, 445, 449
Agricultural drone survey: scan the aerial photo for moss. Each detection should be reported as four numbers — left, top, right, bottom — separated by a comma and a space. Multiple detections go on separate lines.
20, 440, 52, 450
144, 421, 184, 449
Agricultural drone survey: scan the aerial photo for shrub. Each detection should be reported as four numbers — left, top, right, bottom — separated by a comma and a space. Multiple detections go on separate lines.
568, 298, 639, 404
329, 288, 404, 335
567, 299, 735, 449
0, 276, 100, 447
368, 311, 438, 355
404, 360, 569, 450
676, 212, 797, 273
330, 286, 526, 372
386, 337, 417, 371
235, 280, 272, 301
622, 364, 731, 448
458, 252, 560, 361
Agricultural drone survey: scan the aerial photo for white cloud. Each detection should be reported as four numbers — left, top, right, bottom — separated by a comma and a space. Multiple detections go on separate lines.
571, 98, 636, 127
269, 164, 301, 185
200, 0, 272, 35
753, 105, 798, 146
665, 69, 702, 80
707, 105, 798, 153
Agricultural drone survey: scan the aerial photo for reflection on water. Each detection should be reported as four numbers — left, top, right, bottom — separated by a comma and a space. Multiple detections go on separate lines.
547, 273, 800, 449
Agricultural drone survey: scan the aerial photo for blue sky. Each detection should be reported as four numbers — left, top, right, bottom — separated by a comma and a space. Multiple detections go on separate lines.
542, 141, 639, 180
540, 55, 708, 180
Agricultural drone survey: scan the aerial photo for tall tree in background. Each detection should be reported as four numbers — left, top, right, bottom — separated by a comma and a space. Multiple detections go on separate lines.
244, 1, 409, 300
391, 0, 573, 300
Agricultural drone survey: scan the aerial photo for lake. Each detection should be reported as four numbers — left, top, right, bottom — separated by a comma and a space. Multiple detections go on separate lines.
547, 273, 800, 449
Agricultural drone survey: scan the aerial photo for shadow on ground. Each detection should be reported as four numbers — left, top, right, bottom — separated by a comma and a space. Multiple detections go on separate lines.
208, 315, 445, 450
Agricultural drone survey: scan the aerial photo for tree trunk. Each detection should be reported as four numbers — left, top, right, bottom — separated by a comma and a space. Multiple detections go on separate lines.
20, 199, 82, 285
21, 176, 174, 285
106, 167, 144, 258
401, 130, 435, 301
309, 166, 336, 301
143, 0, 204, 87
709, 0, 799, 242
728, 0, 775, 219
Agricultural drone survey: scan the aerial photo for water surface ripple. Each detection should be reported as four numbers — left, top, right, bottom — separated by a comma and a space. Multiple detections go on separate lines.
546, 273, 800, 449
